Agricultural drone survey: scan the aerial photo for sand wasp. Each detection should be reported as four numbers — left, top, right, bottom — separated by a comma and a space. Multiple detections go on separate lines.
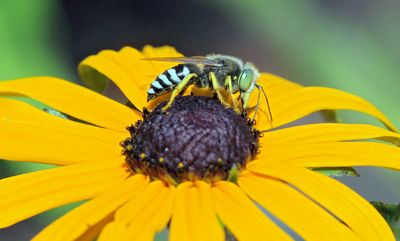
145, 54, 272, 123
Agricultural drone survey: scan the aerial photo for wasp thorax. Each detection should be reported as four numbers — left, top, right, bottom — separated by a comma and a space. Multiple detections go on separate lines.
121, 96, 259, 184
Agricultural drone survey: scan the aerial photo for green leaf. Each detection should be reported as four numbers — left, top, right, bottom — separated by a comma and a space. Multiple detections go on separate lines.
43, 107, 68, 119
371, 201, 400, 239
44, 106, 93, 125
313, 167, 359, 177
78, 65, 109, 93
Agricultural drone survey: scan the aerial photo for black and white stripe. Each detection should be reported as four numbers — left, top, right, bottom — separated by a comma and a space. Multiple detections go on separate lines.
147, 65, 193, 100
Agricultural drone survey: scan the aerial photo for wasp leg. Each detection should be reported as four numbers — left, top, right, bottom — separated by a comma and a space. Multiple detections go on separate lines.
209, 72, 230, 108
224, 76, 241, 114
162, 73, 197, 112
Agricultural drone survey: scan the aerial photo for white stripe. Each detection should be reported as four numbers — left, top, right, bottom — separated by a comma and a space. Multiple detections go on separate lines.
147, 88, 156, 94
158, 74, 173, 86
182, 66, 190, 76
152, 81, 163, 89
167, 69, 181, 83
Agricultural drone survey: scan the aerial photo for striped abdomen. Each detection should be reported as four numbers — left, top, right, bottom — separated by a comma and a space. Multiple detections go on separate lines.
147, 64, 197, 101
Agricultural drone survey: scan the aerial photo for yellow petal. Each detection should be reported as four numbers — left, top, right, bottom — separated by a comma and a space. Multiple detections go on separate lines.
120, 46, 183, 94
0, 162, 130, 228
262, 123, 400, 145
115, 180, 173, 231
78, 46, 182, 110
0, 77, 137, 131
0, 98, 126, 165
248, 73, 302, 129
117, 47, 156, 92
32, 174, 149, 241
238, 171, 359, 241
247, 166, 395, 241
75, 213, 114, 241
257, 86, 396, 131
250, 73, 302, 104
170, 181, 224, 241
142, 45, 184, 74
252, 142, 400, 170
96, 221, 127, 241
212, 181, 292, 241
79, 51, 148, 109
98, 180, 174, 241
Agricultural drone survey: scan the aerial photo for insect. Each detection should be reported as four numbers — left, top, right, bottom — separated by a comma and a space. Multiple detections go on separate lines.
145, 54, 272, 123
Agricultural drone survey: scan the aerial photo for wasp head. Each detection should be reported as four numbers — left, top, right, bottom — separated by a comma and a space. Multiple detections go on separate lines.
238, 63, 259, 109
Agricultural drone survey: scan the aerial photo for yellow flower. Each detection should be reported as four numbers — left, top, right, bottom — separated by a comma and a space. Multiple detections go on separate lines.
0, 45, 400, 241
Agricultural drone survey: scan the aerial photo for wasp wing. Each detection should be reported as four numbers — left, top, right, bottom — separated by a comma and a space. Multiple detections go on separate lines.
142, 56, 223, 67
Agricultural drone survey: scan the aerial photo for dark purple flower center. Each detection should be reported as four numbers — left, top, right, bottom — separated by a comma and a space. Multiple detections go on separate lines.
121, 96, 259, 184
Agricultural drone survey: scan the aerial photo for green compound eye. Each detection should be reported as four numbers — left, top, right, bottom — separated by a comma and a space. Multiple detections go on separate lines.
238, 69, 254, 92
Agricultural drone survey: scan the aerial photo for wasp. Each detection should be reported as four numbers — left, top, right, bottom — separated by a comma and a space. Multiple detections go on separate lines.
145, 54, 272, 123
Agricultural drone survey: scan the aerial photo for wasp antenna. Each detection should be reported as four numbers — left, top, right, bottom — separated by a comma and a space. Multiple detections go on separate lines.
255, 84, 273, 127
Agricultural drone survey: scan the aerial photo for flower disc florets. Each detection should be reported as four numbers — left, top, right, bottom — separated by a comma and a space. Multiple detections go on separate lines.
121, 96, 259, 184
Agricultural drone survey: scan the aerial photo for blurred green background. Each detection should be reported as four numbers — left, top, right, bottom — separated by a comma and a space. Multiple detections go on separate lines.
0, 0, 400, 240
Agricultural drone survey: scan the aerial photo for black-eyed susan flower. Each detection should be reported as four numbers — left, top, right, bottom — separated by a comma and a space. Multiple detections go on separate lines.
1, 45, 400, 241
